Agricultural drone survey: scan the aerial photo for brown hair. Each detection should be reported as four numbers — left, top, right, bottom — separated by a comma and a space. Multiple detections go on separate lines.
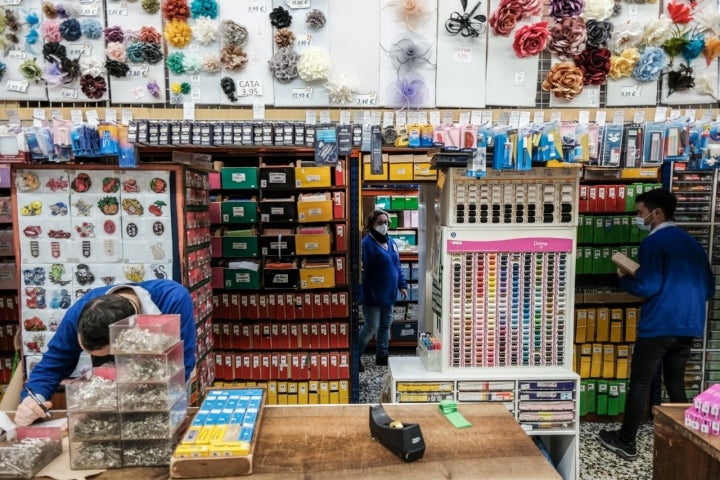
363, 209, 389, 235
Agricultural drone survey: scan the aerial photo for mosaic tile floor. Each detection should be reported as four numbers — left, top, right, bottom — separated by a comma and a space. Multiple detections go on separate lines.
360, 353, 654, 480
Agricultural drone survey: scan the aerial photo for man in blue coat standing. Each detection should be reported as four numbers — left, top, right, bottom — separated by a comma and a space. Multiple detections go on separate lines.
599, 188, 714, 460
15, 279, 196, 425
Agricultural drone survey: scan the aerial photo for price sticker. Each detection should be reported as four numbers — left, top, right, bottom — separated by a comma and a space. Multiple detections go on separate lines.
296, 34, 313, 48
67, 43, 93, 58
107, 2, 128, 15
238, 80, 262, 96
534, 111, 545, 124
61, 88, 78, 100
248, 0, 267, 13
6, 80, 28, 93
285, 0, 310, 8
292, 87, 313, 100
127, 65, 149, 78
79, 2, 99, 15
355, 91, 377, 106
453, 46, 472, 62
8, 49, 26, 60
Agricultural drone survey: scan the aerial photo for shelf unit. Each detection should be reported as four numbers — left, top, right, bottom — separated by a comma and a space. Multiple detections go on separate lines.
207, 148, 353, 405
0, 164, 17, 393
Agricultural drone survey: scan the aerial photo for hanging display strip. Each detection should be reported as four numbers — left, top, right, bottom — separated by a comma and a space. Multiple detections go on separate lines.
446, 248, 569, 369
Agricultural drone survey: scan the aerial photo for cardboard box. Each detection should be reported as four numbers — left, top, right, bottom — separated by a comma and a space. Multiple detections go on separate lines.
392, 322, 418, 342
260, 198, 297, 223
221, 200, 258, 224
413, 163, 436, 180
260, 234, 296, 257
295, 233, 332, 255
259, 166, 295, 188
297, 199, 333, 223
362, 154, 388, 181
220, 167, 258, 189
389, 163, 414, 181
612, 251, 640, 276
295, 166, 332, 188
221, 234, 259, 258
263, 263, 299, 289
224, 262, 261, 289
299, 266, 335, 289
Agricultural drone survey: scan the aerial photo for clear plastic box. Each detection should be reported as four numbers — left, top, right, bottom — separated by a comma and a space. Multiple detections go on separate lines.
120, 396, 188, 440
121, 439, 175, 467
0, 426, 63, 479
116, 342, 184, 383
70, 441, 122, 470
118, 369, 186, 411
109, 314, 181, 354
65, 376, 118, 412
68, 412, 121, 441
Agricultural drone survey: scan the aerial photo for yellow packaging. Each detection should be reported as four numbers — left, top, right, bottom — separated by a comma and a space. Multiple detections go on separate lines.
362, 154, 388, 181
339, 380, 349, 403
319, 381, 330, 404
625, 307, 638, 342
610, 321, 623, 343
596, 307, 610, 342
590, 343, 603, 377
300, 266, 335, 289
297, 199, 333, 223
389, 163, 414, 181
413, 163, 436, 180
603, 344, 615, 378
174, 444, 210, 458
267, 380, 278, 405
575, 309, 587, 344
298, 382, 309, 404
586, 308, 596, 342
295, 233, 332, 255
209, 441, 250, 457
295, 166, 331, 188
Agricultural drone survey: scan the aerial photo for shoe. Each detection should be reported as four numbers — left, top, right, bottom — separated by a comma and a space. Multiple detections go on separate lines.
376, 355, 388, 366
598, 429, 637, 460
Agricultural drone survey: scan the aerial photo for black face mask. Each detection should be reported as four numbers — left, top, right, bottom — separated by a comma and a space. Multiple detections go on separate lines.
369, 228, 388, 244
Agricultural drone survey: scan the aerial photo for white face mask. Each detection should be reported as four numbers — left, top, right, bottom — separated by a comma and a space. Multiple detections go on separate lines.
635, 211, 653, 231
374, 224, 388, 236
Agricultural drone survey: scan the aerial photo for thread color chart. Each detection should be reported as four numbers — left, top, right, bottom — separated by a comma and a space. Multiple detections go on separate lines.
437, 168, 578, 227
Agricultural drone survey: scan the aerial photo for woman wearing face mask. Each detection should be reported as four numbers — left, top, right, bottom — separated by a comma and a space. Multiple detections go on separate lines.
599, 188, 714, 461
358, 209, 408, 370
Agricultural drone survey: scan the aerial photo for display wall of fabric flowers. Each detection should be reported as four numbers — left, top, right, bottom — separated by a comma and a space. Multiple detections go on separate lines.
378, 0, 437, 108
42, 0, 109, 101
102, 0, 165, 103
0, 2, 48, 101
268, 0, 331, 107
435, 0, 489, 107
485, 0, 543, 107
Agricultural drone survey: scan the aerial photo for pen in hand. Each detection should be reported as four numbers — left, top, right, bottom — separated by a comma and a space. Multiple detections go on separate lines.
24, 388, 52, 419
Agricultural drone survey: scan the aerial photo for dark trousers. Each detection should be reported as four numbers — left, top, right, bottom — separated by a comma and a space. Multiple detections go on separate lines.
619, 336, 693, 441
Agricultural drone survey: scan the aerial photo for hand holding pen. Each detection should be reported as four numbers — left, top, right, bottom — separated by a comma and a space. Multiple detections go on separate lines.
14, 388, 52, 426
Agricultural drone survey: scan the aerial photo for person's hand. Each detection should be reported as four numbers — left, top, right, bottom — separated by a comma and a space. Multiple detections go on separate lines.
617, 267, 626, 278
14, 396, 52, 426
400, 288, 408, 300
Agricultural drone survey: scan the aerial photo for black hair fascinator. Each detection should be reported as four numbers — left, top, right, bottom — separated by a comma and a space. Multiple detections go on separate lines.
667, 63, 695, 96
445, 0, 486, 38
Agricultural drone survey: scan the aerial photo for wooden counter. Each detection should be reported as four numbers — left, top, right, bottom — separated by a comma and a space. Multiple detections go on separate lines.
39, 403, 561, 480
653, 405, 720, 480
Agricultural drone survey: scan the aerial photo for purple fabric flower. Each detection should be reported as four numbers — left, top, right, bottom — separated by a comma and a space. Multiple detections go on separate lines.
548, 16, 587, 60
147, 80, 161, 98
549, 0, 585, 21
394, 76, 427, 108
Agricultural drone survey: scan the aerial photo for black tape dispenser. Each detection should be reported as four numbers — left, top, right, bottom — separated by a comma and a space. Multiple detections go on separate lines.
369, 404, 425, 463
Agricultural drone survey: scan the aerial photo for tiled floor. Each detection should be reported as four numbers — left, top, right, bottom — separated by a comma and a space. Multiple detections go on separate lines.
360, 354, 654, 480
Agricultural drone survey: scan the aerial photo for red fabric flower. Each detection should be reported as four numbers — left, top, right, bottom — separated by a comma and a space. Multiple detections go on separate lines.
513, 21, 550, 58
489, 0, 524, 36
575, 46, 611, 85
667, 1, 693, 24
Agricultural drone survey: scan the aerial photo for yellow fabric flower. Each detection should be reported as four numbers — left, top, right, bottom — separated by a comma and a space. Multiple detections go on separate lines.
164, 19, 192, 48
170, 82, 182, 94
704, 37, 720, 66
609, 48, 640, 80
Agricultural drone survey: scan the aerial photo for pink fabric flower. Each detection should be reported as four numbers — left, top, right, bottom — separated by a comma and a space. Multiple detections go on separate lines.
523, 0, 544, 17
41, 21, 62, 43
548, 16, 587, 60
513, 21, 550, 58
489, 0, 524, 36
105, 42, 127, 63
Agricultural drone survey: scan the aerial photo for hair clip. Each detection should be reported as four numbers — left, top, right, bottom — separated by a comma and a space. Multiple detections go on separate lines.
306, 9, 326, 30
220, 76, 237, 101
19, 58, 42, 83
147, 80, 161, 98
190, 0, 218, 19
142, 0, 160, 15
59, 17, 81, 41
171, 81, 191, 95
445, 0, 487, 38
269, 6, 292, 28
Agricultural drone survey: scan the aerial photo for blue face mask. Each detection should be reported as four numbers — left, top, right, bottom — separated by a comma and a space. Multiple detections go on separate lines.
634, 211, 654, 231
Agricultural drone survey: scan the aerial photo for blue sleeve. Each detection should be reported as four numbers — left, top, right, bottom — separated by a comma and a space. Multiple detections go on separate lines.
619, 239, 663, 298
150, 281, 197, 380
393, 240, 408, 290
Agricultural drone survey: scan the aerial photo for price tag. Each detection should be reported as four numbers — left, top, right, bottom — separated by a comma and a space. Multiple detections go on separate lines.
188, 43, 200, 53
86, 110, 99, 126
104, 109, 117, 123
621, 85, 642, 98
513, 71, 525, 86
339, 110, 351, 125
633, 110, 645, 124
578, 111, 590, 125
127, 65, 149, 78
319, 110, 331, 124
8, 49, 26, 60
107, 1, 128, 15
685, 109, 696, 122
60, 88, 78, 100
80, 2, 99, 16
701, 110, 714, 122
238, 80, 262, 96
191, 90, 201, 101
33, 108, 45, 128
496, 111, 510, 126
3, 0, 22, 5
442, 111, 454, 125
5, 110, 19, 124
595, 111, 606, 126
587, 88, 598, 107
70, 110, 84, 125
669, 109, 681, 120
253, 102, 265, 120
612, 110, 625, 125
418, 112, 428, 125
655, 106, 668, 121
550, 112, 562, 123
429, 111, 441, 126
407, 111, 418, 125
458, 111, 471, 125
471, 110, 483, 125
383, 111, 394, 128
396, 111, 407, 128
296, 34, 313, 48
183, 102, 195, 121
508, 111, 520, 128
190, 75, 201, 84
292, 87, 313, 100
285, 0, 310, 8
121, 109, 133, 125
481, 110, 493, 125
305, 110, 316, 125
248, 0, 267, 13
453, 46, 472, 62
628, 4, 639, 19
533, 111, 545, 124
519, 111, 531, 127
355, 91, 377, 106
370, 111, 381, 126
6, 80, 29, 93
67, 43, 93, 58
50, 109, 62, 120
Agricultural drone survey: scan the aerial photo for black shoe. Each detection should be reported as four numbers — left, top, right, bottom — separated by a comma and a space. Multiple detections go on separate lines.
598, 429, 638, 460
376, 355, 388, 366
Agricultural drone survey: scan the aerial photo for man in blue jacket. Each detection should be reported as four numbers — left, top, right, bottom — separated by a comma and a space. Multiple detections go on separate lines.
15, 279, 196, 425
599, 188, 714, 460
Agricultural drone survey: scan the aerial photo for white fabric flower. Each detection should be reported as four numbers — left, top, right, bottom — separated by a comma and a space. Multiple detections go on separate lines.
79, 56, 106, 77
695, 9, 720, 36
325, 71, 359, 104
611, 21, 643, 54
193, 17, 219, 45
695, 71, 719, 99
641, 15, 673, 47
297, 46, 332, 82
582, 0, 615, 21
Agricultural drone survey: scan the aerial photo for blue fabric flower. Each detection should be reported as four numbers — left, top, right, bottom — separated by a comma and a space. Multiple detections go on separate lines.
25, 29, 39, 45
632, 47, 668, 82
682, 34, 705, 64
80, 18, 103, 40
0, 62, 5, 81
190, 0, 218, 19
25, 12, 39, 27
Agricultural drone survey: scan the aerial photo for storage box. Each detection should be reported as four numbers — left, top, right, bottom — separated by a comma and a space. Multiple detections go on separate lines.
374, 196, 391, 210
263, 264, 300, 289
259, 198, 296, 222
122, 439, 176, 467
389, 163, 414, 181
389, 230, 417, 247
116, 342, 184, 383
66, 376, 118, 412
295, 233, 332, 255
70, 441, 123, 469
413, 163, 436, 180
222, 233, 259, 258
110, 314, 181, 354
392, 322, 418, 342
120, 397, 187, 440
221, 200, 258, 224
221, 167, 258, 189
259, 166, 295, 188
260, 234, 296, 257
224, 262, 261, 289
297, 199, 333, 223
362, 153, 388, 181
299, 266, 335, 289
295, 166, 332, 188
69, 412, 121, 441
0, 426, 63, 478
117, 369, 185, 411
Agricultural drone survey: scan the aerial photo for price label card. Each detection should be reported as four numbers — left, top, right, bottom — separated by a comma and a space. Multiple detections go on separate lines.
407, 111, 418, 125
383, 111, 394, 128
550, 112, 562, 123
80, 2, 99, 16
587, 88, 598, 106
471, 110, 483, 125
429, 110, 441, 126
121, 109, 133, 125
319, 110, 331, 124
612, 110, 625, 125
107, 1, 128, 15
296, 34, 313, 48
60, 88, 78, 100
669, 109, 681, 120
519, 111, 531, 127
6, 80, 29, 93
459, 111, 471, 125
50, 109, 62, 120
86, 110, 99, 126
633, 110, 645, 124
238, 80, 262, 96
253, 102, 265, 120
481, 110, 493, 125
513, 71, 525, 86
248, 0, 267, 13
105, 109, 117, 123
191, 90, 201, 101
355, 91, 377, 106
396, 111, 407, 128
8, 49, 26, 60
3, 0, 22, 5
370, 111, 381, 126
508, 111, 520, 127
285, 0, 310, 8
67, 43, 93, 58
71, 110, 84, 125
127, 65, 149, 78
533, 111, 545, 124
578, 110, 590, 125
453, 46, 472, 62
496, 111, 510, 126
595, 110, 606, 126
685, 109, 696, 122
339, 110, 351, 125
5, 110, 19, 124
655, 106, 667, 121
701, 109, 714, 122
305, 110, 316, 125
183, 102, 195, 120
418, 111, 428, 125
442, 111, 454, 125
292, 87, 313, 100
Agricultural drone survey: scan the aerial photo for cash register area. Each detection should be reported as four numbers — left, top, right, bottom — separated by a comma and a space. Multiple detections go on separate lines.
360, 353, 654, 480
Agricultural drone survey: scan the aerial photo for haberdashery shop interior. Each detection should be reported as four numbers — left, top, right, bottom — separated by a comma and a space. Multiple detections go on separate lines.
0, 0, 717, 479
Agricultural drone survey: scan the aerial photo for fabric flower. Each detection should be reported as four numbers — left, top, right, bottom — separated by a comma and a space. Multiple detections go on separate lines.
682, 34, 705, 64
105, 42, 126, 63
190, 0, 218, 19
389, 0, 431, 32
192, 17, 218, 45
139, 26, 162, 44
585, 20, 613, 47
325, 71, 359, 104
541, 62, 584, 100
695, 70, 718, 99
269, 6, 292, 29
548, 16, 587, 59
164, 19, 192, 48
274, 28, 295, 48
611, 21, 642, 53
662, 33, 689, 62
220, 45, 248, 71
394, 75, 427, 107
632, 46, 668, 82
268, 46, 298, 83
297, 46, 331, 81
488, 0, 523, 36
523, 0, 543, 17
221, 19, 248, 47
703, 37, 720, 65
641, 16, 673, 47
79, 56, 106, 77
575, 46, 611, 84
695, 9, 720, 36
582, 0, 614, 21
386, 35, 434, 72
306, 9, 326, 29
666, 64, 694, 96
201, 53, 220, 73
609, 48, 640, 80
181, 54, 202, 74
41, 21, 62, 42
667, 1, 693, 24
549, 0, 585, 21
163, 0, 191, 21
512, 21, 549, 58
